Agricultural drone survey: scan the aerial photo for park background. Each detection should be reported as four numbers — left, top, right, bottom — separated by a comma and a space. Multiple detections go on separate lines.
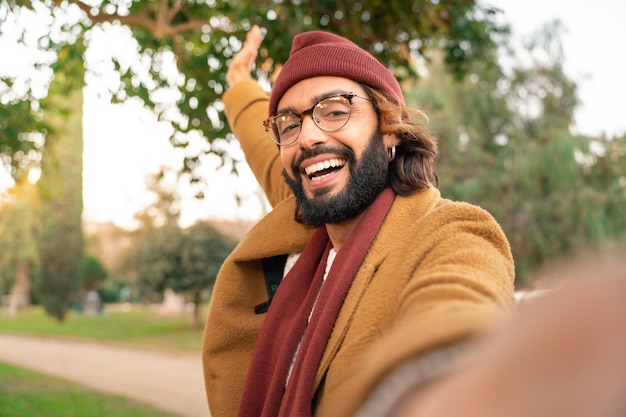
0, 1, 625, 415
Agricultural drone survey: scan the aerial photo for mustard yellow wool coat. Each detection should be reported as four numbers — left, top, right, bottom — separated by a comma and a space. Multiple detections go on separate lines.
202, 80, 516, 417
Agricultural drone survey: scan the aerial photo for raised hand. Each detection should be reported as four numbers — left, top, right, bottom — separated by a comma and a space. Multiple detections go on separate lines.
226, 25, 266, 88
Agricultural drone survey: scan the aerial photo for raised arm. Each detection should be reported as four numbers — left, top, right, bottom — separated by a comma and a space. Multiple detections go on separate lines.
222, 26, 292, 207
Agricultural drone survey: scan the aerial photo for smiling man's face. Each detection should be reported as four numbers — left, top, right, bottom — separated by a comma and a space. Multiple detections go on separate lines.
277, 76, 394, 227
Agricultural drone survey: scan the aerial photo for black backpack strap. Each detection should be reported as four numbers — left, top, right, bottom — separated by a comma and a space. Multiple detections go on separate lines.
254, 254, 288, 314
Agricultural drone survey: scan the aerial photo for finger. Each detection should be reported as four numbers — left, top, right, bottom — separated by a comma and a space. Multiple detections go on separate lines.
243, 25, 265, 53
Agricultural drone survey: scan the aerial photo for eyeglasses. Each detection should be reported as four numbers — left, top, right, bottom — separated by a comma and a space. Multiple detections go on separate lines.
262, 93, 370, 146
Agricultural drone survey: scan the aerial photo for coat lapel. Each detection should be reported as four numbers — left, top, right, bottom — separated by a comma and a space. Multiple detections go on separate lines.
313, 187, 441, 390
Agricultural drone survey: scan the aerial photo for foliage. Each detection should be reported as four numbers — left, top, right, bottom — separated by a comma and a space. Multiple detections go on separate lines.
5, 0, 504, 194
0, 97, 47, 182
133, 224, 184, 299
80, 253, 108, 292
176, 221, 236, 296
0, 3, 48, 181
132, 221, 236, 327
97, 279, 127, 303
408, 21, 626, 284
0, 361, 180, 417
0, 1, 78, 182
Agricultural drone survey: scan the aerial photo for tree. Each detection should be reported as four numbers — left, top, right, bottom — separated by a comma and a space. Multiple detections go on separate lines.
5, 0, 506, 196
2, 2, 88, 321
35, 41, 86, 321
133, 221, 236, 327
133, 224, 183, 301
0, 179, 39, 318
80, 253, 108, 292
407, 21, 626, 283
177, 222, 236, 327
128, 168, 236, 327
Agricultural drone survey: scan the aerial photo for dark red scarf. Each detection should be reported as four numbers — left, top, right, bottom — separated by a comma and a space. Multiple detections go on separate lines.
237, 188, 395, 417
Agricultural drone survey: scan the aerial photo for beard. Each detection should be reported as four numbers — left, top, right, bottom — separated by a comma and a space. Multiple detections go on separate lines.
282, 131, 389, 227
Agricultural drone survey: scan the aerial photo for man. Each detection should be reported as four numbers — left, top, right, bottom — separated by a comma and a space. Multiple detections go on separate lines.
202, 26, 515, 417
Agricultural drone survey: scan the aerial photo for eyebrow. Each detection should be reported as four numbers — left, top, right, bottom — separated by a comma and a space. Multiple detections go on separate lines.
276, 89, 352, 114
309, 89, 350, 105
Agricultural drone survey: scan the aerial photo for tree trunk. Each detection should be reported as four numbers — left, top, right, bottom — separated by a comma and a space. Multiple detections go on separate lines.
191, 290, 202, 329
36, 44, 85, 322
7, 263, 31, 318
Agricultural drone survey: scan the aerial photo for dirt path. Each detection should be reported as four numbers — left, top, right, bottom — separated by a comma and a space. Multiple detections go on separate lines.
0, 333, 211, 417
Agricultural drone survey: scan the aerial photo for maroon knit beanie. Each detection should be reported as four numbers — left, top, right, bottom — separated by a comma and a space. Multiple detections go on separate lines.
269, 31, 405, 116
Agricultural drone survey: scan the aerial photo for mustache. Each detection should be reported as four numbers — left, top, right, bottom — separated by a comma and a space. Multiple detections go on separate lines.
292, 145, 354, 173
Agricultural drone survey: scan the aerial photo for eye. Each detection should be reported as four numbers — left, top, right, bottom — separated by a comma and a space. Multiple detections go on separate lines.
316, 98, 350, 120
275, 112, 301, 136
279, 121, 300, 135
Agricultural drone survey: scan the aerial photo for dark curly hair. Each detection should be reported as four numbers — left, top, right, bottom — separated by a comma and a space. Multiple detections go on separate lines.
362, 85, 439, 195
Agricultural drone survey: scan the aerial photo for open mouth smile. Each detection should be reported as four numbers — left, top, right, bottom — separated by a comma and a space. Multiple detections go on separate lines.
303, 158, 347, 181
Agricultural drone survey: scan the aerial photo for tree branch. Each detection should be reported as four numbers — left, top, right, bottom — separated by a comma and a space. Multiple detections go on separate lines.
64, 0, 212, 38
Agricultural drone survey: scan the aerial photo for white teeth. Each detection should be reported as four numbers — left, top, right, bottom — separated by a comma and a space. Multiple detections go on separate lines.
304, 158, 346, 176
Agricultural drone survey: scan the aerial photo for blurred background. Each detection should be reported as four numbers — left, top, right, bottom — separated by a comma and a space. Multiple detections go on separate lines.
1, 0, 625, 324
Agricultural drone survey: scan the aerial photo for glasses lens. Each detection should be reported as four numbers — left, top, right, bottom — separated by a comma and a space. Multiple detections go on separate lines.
273, 112, 302, 145
313, 95, 351, 132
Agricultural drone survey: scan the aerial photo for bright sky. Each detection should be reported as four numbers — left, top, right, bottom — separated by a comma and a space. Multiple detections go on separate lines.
82, 80, 268, 229
2, 1, 626, 229
488, 0, 626, 137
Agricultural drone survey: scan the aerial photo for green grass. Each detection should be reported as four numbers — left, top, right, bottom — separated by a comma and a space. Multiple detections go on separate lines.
0, 361, 181, 417
0, 304, 206, 353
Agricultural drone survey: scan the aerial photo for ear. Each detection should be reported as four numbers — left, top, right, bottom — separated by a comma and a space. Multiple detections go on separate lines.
383, 133, 401, 149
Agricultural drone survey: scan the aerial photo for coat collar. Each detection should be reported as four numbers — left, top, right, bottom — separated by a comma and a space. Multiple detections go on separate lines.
230, 195, 315, 262
232, 186, 440, 266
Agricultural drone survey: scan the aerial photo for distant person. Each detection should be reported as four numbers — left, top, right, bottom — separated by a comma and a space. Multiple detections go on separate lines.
202, 26, 515, 417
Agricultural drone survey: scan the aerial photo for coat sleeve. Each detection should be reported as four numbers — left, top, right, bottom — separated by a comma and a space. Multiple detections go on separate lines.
222, 80, 292, 207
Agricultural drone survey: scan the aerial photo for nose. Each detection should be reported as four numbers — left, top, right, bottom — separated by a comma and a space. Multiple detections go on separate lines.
297, 115, 327, 150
